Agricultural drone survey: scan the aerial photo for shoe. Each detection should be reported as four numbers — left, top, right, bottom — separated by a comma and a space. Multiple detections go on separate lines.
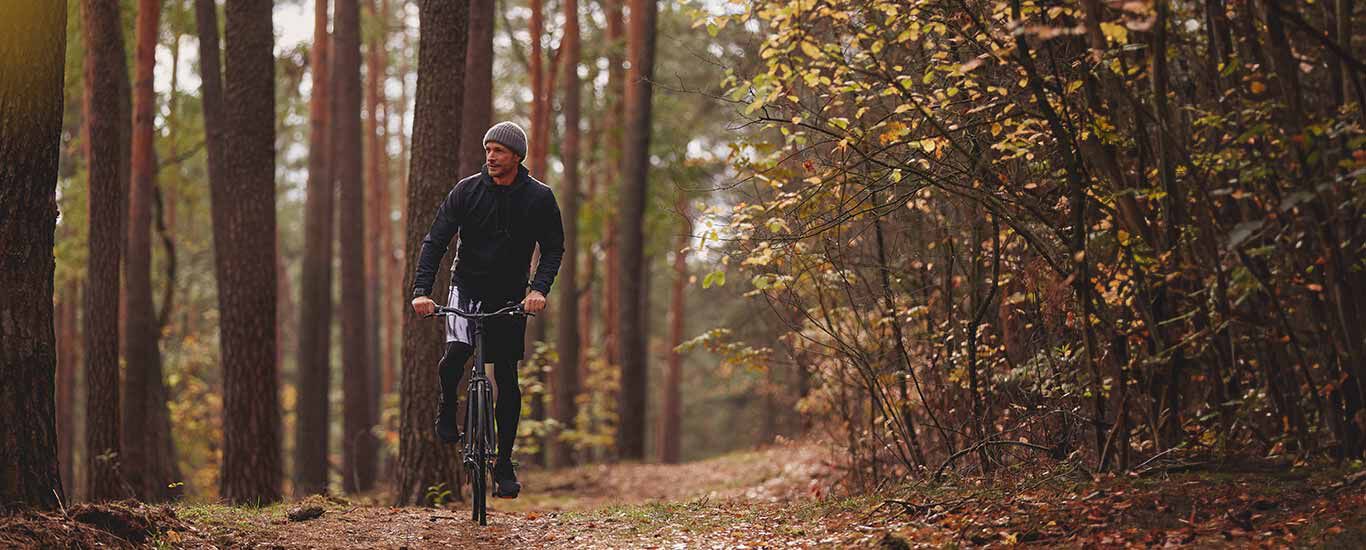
434, 402, 460, 444
492, 460, 520, 498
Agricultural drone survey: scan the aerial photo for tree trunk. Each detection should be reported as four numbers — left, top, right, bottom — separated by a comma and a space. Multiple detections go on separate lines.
658, 200, 689, 464
215, 0, 282, 504
294, 0, 334, 497
364, 0, 389, 485
459, 0, 494, 177
57, 283, 79, 500
601, 0, 624, 415
0, 2, 68, 511
81, 0, 129, 502
552, 0, 582, 468
334, 0, 376, 494
123, 0, 180, 502
396, 0, 467, 506
614, 0, 658, 461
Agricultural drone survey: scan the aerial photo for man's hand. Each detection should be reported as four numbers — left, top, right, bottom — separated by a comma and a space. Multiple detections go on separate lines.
522, 290, 547, 314
412, 296, 436, 317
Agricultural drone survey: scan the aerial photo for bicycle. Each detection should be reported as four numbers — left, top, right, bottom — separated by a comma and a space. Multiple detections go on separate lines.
426, 302, 532, 526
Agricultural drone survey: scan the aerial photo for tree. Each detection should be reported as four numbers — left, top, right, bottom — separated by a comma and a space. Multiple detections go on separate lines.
552, 0, 582, 467
123, 0, 181, 502
335, 0, 377, 494
614, 0, 658, 461
56, 283, 80, 500
459, 0, 494, 177
0, 1, 68, 512
216, 0, 281, 504
396, 0, 467, 506
365, 0, 390, 471
658, 199, 688, 464
81, 0, 130, 502
294, 0, 334, 497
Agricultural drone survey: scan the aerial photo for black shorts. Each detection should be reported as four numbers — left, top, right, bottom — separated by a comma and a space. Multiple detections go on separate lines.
444, 284, 527, 363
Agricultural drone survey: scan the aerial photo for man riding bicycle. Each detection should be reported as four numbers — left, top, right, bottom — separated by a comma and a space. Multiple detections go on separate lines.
410, 121, 564, 499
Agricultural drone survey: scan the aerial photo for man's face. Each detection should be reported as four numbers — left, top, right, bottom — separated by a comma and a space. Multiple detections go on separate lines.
485, 142, 519, 179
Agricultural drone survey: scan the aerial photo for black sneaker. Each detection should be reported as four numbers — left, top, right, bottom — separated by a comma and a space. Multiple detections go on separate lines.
492, 461, 520, 498
434, 403, 460, 444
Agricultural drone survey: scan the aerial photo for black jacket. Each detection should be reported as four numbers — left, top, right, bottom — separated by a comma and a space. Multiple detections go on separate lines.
412, 164, 564, 301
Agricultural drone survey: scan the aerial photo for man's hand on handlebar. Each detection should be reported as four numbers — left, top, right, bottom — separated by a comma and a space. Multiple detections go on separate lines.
411, 295, 437, 317
521, 290, 547, 314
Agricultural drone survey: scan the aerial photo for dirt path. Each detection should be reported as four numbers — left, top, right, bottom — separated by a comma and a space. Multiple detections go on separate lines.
7, 444, 1365, 548
180, 442, 842, 548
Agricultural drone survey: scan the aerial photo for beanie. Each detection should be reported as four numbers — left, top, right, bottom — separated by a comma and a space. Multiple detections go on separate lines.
483, 121, 528, 160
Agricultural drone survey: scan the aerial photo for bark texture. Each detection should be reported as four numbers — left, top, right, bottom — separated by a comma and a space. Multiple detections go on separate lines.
81, 0, 130, 502
0, 2, 68, 511
216, 0, 282, 504
396, 0, 468, 506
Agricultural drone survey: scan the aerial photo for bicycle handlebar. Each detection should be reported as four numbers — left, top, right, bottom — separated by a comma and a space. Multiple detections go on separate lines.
425, 303, 534, 319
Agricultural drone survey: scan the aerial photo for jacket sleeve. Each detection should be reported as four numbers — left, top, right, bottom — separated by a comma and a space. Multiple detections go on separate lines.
529, 189, 565, 296
412, 185, 463, 297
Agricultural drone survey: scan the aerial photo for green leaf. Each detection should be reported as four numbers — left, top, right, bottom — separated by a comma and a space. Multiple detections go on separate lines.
702, 270, 727, 289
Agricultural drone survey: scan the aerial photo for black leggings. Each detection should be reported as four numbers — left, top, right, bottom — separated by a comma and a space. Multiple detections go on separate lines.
438, 341, 521, 465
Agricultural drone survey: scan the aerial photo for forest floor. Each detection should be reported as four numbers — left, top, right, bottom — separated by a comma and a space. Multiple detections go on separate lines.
5, 440, 1366, 548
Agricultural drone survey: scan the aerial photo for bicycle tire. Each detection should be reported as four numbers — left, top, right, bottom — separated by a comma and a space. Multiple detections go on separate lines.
473, 383, 488, 525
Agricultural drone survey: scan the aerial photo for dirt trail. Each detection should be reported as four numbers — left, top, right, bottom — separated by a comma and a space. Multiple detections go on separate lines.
183, 441, 842, 549
8, 444, 1365, 548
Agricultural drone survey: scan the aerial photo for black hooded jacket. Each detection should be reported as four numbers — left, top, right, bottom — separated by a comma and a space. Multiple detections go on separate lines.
411, 164, 565, 302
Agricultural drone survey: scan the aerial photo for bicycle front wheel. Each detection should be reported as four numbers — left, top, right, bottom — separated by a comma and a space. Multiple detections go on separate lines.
472, 382, 488, 525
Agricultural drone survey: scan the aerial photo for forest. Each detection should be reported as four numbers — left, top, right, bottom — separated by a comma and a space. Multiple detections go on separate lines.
1, 0, 1364, 547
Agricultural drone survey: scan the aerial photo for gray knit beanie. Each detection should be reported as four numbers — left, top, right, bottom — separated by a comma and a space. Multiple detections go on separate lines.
483, 121, 528, 159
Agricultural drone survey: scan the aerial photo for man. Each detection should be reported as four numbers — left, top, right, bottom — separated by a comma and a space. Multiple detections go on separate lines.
410, 121, 564, 499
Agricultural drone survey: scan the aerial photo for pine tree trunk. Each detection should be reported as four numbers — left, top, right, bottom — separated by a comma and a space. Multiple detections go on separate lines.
294, 0, 334, 497
396, 0, 467, 506
216, 0, 282, 504
123, 0, 180, 502
0, 3, 68, 511
659, 200, 688, 464
459, 0, 494, 177
614, 0, 658, 461
335, 0, 376, 494
601, 0, 624, 385
552, 0, 582, 468
364, 0, 388, 483
57, 283, 79, 500
81, 0, 130, 502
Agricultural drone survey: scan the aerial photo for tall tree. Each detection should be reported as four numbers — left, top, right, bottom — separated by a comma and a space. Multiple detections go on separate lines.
123, 0, 180, 502
56, 283, 80, 500
614, 0, 658, 461
336, 0, 377, 494
552, 0, 582, 467
458, 0, 494, 177
601, 0, 625, 371
396, 0, 468, 506
0, 2, 68, 512
658, 200, 689, 464
81, 0, 130, 501
216, 0, 282, 504
365, 0, 389, 469
294, 0, 334, 497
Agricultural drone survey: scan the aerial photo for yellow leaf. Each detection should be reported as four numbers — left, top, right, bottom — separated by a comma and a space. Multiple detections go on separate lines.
799, 41, 821, 59
991, 123, 1002, 137
1099, 21, 1128, 44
